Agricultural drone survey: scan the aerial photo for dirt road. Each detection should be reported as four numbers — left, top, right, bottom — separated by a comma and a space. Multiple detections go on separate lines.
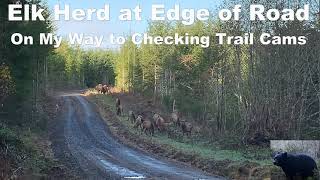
51, 93, 224, 179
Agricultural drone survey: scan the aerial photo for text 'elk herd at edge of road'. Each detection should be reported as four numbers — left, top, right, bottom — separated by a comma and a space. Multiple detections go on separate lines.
95, 84, 194, 138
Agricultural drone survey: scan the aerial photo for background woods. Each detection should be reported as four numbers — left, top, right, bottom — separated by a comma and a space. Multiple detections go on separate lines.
114, 0, 320, 142
0, 0, 53, 126
0, 1, 56, 179
47, 42, 115, 89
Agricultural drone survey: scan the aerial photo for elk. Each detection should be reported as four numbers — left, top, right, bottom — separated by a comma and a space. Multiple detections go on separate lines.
101, 85, 109, 94
134, 115, 144, 129
116, 105, 123, 116
55, 104, 60, 113
128, 110, 136, 123
95, 84, 103, 93
142, 120, 154, 136
153, 113, 166, 132
115, 98, 121, 108
180, 121, 193, 137
171, 112, 180, 126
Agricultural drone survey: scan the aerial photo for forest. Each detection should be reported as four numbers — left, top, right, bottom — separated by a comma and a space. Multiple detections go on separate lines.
111, 1, 320, 142
0, 0, 320, 179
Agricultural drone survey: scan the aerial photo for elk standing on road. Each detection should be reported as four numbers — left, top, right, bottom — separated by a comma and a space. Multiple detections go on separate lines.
101, 85, 109, 94
95, 84, 103, 93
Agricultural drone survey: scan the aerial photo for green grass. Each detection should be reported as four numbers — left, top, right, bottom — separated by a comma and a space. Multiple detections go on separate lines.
90, 93, 272, 166
154, 136, 270, 164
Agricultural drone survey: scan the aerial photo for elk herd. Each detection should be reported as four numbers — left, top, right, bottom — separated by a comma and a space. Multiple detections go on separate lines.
94, 84, 195, 138
115, 97, 194, 138
95, 84, 110, 95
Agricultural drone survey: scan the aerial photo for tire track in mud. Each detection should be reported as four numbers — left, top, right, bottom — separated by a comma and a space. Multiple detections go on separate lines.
54, 93, 225, 180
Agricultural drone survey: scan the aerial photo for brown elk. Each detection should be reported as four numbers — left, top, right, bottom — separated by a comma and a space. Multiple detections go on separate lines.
95, 84, 103, 93
128, 110, 136, 123
101, 85, 109, 94
142, 120, 154, 136
171, 111, 180, 126
134, 115, 144, 129
153, 113, 160, 121
180, 121, 193, 136
153, 113, 166, 132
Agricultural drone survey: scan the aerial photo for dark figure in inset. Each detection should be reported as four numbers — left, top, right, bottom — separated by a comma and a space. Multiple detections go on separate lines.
273, 152, 318, 180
